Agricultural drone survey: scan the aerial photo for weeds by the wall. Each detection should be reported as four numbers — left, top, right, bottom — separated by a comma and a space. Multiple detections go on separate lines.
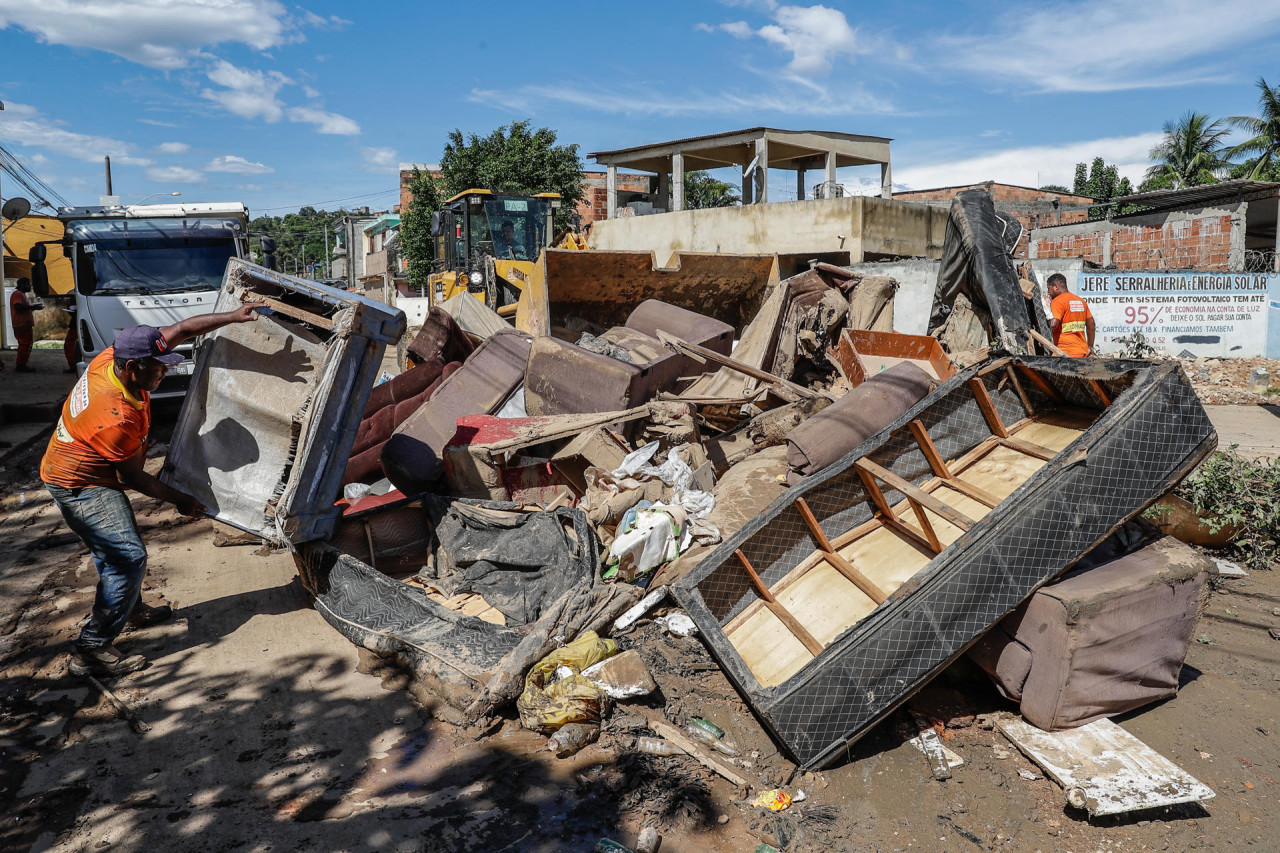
1178, 448, 1280, 569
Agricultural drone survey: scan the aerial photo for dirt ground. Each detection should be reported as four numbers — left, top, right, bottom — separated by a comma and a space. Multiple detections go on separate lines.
1, 400, 1278, 853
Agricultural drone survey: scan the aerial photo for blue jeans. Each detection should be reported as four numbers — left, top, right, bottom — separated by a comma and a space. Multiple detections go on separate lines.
44, 483, 147, 649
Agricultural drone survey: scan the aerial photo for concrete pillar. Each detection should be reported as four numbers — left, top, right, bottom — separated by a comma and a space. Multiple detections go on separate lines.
825, 151, 838, 191
796, 168, 805, 201
880, 162, 892, 199
672, 153, 684, 212
606, 165, 618, 219
753, 137, 769, 204
657, 171, 670, 213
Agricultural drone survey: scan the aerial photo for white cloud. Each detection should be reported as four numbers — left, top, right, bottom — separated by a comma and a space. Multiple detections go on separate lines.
146, 165, 204, 183
155, 141, 189, 154
938, 0, 1280, 92
287, 105, 359, 135
876, 133, 1161, 194
237, 183, 264, 192
0, 0, 293, 70
361, 147, 399, 172
139, 118, 181, 127
701, 4, 876, 78
206, 154, 273, 174
0, 101, 152, 165
301, 84, 321, 98
201, 59, 291, 122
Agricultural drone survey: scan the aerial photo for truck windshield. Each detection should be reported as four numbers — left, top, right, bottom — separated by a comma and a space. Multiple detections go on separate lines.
482, 196, 549, 262
66, 216, 241, 295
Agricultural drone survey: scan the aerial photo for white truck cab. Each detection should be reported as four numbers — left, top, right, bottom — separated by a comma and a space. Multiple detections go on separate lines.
57, 202, 249, 397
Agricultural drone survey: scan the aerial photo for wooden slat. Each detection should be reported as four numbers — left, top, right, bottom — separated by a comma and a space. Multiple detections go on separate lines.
908, 419, 951, 479
735, 549, 824, 656
999, 436, 1057, 461
657, 330, 819, 401
968, 377, 1009, 438
1029, 328, 1067, 357
245, 294, 335, 330
1005, 365, 1035, 416
795, 498, 888, 604
977, 356, 1015, 376
1016, 364, 1065, 403
854, 464, 940, 554
1089, 380, 1112, 406
856, 458, 975, 532
880, 514, 941, 555
907, 498, 944, 551
942, 477, 1001, 509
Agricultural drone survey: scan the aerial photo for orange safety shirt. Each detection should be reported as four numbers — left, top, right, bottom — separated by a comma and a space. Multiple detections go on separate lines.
40, 348, 150, 489
9, 289, 33, 331
1051, 291, 1093, 358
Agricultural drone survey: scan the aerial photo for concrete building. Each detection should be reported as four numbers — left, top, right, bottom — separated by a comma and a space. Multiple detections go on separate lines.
590, 127, 894, 219
330, 210, 379, 290
399, 163, 442, 214
895, 181, 1095, 258
1029, 179, 1280, 272
577, 170, 654, 224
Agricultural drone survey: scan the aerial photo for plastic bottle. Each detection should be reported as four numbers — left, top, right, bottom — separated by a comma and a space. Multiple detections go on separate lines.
685, 718, 739, 756
635, 736, 682, 756
548, 723, 599, 757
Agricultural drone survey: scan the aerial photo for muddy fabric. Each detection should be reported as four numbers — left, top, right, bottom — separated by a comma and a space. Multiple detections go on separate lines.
424, 500, 600, 626
846, 275, 897, 333
968, 536, 1211, 730
344, 361, 462, 485
786, 361, 935, 483
769, 271, 833, 379
928, 190, 1049, 354
404, 305, 474, 368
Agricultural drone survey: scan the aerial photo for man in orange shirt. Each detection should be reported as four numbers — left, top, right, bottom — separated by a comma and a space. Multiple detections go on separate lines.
1047, 273, 1095, 357
42, 306, 258, 676
10, 277, 39, 372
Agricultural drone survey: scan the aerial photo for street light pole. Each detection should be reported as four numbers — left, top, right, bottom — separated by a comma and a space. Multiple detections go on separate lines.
135, 191, 181, 205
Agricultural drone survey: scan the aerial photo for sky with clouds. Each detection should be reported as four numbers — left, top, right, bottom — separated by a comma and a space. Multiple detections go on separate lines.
2, 0, 1279, 215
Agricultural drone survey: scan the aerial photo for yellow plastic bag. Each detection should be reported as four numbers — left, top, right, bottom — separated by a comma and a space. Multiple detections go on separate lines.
517, 631, 617, 733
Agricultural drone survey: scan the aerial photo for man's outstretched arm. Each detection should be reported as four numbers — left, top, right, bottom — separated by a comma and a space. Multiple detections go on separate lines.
160, 304, 260, 348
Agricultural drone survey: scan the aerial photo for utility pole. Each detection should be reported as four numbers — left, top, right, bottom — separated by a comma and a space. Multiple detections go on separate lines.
323, 218, 330, 279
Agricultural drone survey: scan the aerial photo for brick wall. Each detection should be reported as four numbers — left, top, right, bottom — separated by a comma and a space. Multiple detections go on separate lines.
894, 181, 1095, 257
576, 172, 652, 224
1032, 213, 1236, 270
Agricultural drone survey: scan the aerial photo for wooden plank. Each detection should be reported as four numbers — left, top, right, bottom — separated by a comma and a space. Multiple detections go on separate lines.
657, 330, 818, 401
1029, 328, 1067, 357
1089, 379, 1112, 406
908, 419, 951, 479
1005, 365, 1035, 416
907, 498, 944, 551
245, 294, 336, 330
650, 720, 755, 788
968, 377, 1010, 438
997, 716, 1215, 817
1016, 364, 1065, 403
795, 498, 888, 604
999, 436, 1057, 462
856, 458, 975, 532
735, 549, 824, 656
943, 476, 1001, 509
977, 356, 1014, 376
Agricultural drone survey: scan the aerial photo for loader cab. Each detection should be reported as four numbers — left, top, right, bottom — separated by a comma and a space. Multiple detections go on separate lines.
429, 190, 560, 309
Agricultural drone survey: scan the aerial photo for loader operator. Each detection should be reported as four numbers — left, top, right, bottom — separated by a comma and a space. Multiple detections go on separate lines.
493, 219, 527, 260
40, 307, 259, 677
1046, 273, 1095, 358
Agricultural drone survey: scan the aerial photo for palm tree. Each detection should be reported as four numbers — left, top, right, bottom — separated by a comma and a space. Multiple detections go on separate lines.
1226, 77, 1280, 180
1145, 111, 1232, 189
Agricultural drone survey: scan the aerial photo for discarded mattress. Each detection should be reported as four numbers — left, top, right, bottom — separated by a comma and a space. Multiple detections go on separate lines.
786, 361, 936, 484
927, 190, 1051, 355
381, 328, 533, 493
296, 497, 640, 721
673, 356, 1217, 767
525, 300, 733, 418
968, 534, 1211, 731
161, 259, 405, 544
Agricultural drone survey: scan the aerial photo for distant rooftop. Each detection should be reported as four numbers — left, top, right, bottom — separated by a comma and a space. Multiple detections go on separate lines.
1112, 178, 1280, 210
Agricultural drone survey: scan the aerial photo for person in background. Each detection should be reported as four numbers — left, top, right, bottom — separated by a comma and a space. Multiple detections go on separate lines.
1046, 273, 1095, 357
10, 276, 39, 372
41, 307, 259, 676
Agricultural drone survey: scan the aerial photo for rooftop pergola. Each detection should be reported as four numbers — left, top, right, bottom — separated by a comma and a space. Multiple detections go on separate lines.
589, 127, 893, 218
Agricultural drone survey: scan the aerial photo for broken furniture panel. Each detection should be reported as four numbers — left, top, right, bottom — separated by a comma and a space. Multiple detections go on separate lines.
998, 715, 1215, 817
162, 259, 405, 545
674, 357, 1217, 767
968, 535, 1211, 731
828, 329, 956, 389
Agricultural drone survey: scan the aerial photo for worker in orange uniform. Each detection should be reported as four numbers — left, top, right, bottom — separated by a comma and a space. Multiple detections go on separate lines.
10, 277, 39, 372
1046, 273, 1094, 357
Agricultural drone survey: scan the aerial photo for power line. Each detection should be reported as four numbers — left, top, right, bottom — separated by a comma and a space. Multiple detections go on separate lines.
252, 189, 397, 214
0, 141, 69, 209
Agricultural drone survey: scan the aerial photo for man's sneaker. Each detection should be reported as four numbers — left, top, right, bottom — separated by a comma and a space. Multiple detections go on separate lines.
126, 602, 173, 628
69, 644, 148, 677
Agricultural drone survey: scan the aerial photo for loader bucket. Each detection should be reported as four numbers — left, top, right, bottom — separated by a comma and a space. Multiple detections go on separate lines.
515, 249, 779, 338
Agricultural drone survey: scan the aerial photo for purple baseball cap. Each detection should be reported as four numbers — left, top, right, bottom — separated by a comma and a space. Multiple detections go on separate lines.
114, 325, 184, 365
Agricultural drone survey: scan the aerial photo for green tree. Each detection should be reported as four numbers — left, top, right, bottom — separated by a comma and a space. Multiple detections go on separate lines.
398, 169, 444, 292
683, 171, 740, 209
438, 120, 584, 229
250, 206, 349, 278
1145, 111, 1232, 190
1067, 158, 1134, 217
1038, 184, 1071, 193
1226, 77, 1280, 180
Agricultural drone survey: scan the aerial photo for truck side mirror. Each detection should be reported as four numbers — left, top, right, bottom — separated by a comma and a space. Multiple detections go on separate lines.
430, 211, 444, 238
27, 243, 51, 298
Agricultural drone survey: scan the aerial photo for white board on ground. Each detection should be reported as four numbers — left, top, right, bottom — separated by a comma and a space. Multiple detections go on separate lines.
997, 715, 1215, 817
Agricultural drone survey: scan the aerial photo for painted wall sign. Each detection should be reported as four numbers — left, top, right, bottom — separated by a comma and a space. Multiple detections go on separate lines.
1073, 272, 1280, 359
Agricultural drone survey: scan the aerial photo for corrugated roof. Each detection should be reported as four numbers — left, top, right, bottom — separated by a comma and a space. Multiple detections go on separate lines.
589, 127, 892, 158
1112, 178, 1280, 208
